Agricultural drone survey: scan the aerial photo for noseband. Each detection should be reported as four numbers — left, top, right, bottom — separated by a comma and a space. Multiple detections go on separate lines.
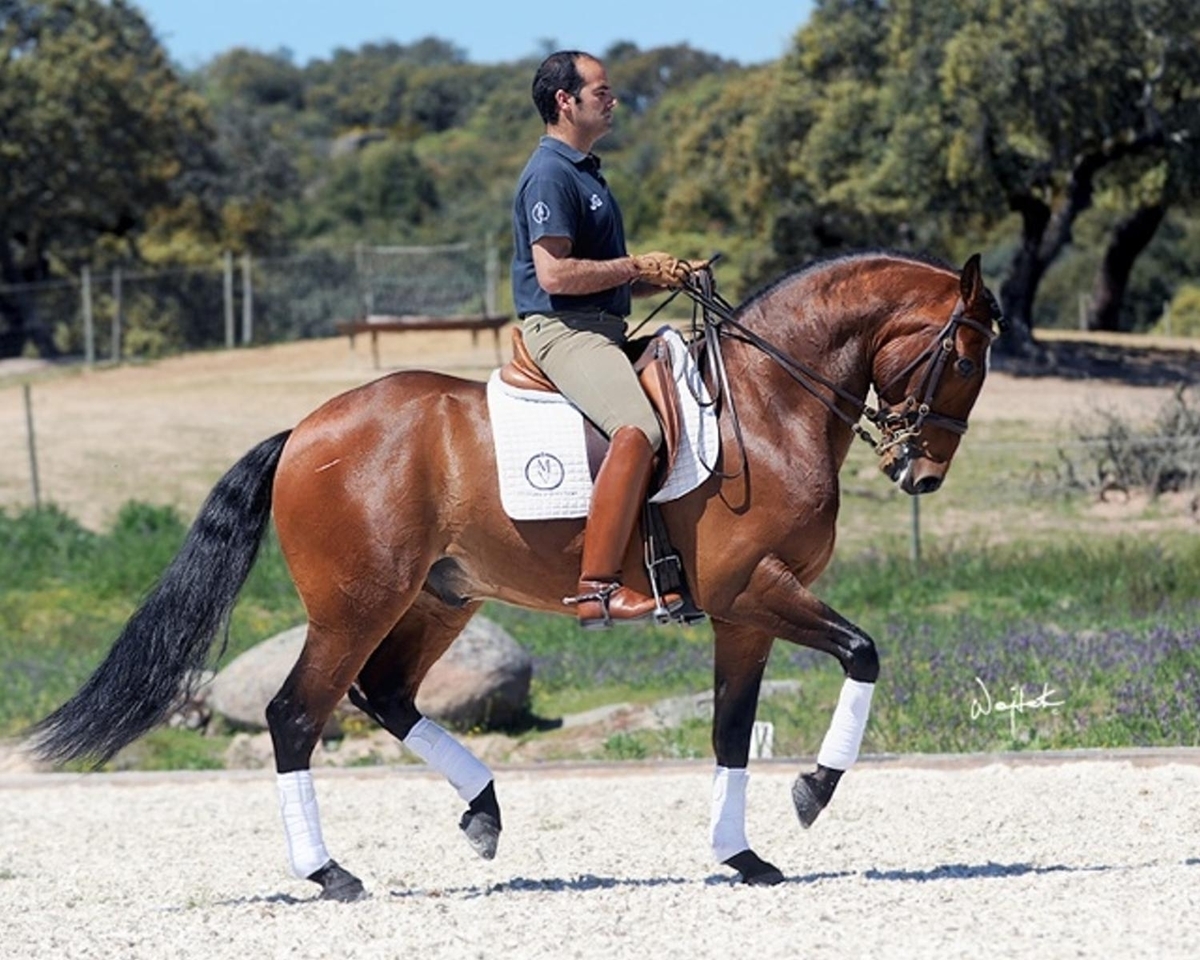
677, 269, 998, 471
871, 304, 999, 458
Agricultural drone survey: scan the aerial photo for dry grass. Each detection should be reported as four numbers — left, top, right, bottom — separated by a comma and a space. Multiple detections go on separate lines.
0, 330, 1191, 540
0, 331, 502, 529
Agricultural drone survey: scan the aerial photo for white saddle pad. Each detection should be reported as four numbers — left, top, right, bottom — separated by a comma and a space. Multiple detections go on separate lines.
487, 327, 719, 520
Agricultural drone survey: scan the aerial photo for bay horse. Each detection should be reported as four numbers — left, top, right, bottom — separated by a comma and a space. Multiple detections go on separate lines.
30, 251, 1000, 898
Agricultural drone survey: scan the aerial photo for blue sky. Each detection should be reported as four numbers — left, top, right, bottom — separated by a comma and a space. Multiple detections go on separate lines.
133, 1, 814, 69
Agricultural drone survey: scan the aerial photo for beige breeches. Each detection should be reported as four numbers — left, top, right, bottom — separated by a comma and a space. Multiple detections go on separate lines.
521, 312, 663, 451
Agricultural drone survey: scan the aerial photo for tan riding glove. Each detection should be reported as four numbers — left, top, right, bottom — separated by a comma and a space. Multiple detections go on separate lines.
631, 252, 710, 289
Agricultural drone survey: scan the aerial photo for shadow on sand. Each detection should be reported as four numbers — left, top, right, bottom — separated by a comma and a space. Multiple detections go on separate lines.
208, 856, 1200, 906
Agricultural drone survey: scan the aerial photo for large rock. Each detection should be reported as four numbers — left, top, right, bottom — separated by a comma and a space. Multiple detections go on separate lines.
414, 616, 532, 729
208, 616, 532, 735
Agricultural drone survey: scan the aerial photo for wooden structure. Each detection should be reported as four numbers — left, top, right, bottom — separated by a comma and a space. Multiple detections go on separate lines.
336, 314, 511, 368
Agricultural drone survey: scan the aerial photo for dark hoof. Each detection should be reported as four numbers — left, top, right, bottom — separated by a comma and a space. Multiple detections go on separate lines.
723, 850, 784, 886
460, 781, 502, 859
308, 860, 368, 902
460, 809, 501, 860
792, 773, 827, 828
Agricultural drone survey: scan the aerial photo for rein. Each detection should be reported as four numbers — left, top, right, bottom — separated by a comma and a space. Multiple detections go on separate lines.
676, 266, 998, 467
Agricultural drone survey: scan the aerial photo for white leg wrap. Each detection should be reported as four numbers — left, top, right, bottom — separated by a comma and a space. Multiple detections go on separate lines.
816, 679, 875, 770
276, 770, 331, 879
710, 766, 750, 863
403, 717, 493, 802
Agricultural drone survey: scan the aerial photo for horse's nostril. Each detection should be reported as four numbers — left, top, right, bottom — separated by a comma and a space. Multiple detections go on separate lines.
914, 476, 942, 495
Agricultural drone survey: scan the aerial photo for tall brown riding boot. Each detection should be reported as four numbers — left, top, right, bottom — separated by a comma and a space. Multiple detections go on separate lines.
569, 426, 683, 629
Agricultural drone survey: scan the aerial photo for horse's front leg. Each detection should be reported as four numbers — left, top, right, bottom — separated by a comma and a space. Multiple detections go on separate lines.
728, 554, 879, 830
709, 620, 784, 885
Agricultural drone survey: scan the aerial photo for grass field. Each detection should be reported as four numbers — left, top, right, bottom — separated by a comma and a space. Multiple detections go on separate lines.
1, 331, 1197, 768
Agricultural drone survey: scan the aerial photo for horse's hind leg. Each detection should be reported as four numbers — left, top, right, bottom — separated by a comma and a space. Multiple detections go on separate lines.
266, 596, 416, 902
349, 592, 502, 860
709, 620, 784, 886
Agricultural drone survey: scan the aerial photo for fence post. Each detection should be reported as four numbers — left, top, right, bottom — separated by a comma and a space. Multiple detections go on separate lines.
1078, 292, 1090, 330
355, 242, 371, 318
241, 253, 253, 345
111, 266, 123, 363
23, 384, 41, 509
910, 495, 921, 566
485, 234, 499, 316
224, 250, 235, 348
81, 265, 94, 367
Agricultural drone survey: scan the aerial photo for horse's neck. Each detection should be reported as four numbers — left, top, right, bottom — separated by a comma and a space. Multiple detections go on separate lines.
732, 282, 879, 416
733, 258, 952, 403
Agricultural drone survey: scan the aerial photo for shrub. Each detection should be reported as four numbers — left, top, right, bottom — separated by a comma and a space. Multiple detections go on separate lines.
1060, 386, 1200, 495
1151, 284, 1200, 338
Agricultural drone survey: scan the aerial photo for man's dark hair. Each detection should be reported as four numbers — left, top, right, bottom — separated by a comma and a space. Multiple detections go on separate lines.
532, 50, 595, 124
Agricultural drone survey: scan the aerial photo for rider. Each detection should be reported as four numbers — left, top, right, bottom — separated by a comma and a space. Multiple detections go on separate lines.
512, 50, 701, 629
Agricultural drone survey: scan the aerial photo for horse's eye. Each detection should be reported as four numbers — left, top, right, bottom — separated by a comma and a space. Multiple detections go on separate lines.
954, 357, 976, 377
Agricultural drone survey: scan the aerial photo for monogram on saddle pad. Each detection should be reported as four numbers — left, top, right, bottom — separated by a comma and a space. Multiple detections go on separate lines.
486, 326, 719, 520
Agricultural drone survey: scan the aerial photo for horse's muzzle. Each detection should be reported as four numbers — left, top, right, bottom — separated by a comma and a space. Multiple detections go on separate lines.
881, 445, 945, 495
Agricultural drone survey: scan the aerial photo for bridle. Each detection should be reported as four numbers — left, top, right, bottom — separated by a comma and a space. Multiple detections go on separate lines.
869, 302, 999, 459
670, 265, 999, 475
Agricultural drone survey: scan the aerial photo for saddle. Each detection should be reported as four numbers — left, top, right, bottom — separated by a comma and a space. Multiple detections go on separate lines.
499, 327, 684, 486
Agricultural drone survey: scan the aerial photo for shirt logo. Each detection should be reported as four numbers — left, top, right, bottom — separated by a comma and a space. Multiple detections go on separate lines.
589, 194, 603, 211
524, 452, 565, 491
531, 201, 551, 224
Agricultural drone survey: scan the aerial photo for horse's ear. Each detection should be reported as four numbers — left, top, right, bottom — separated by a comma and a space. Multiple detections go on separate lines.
960, 253, 984, 306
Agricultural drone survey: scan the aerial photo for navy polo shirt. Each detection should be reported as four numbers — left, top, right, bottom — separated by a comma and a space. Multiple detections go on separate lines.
511, 136, 632, 318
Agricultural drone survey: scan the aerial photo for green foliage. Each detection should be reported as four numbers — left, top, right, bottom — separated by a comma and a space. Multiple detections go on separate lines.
0, 504, 98, 587
1, 0, 218, 290
200, 48, 305, 112
1155, 284, 1200, 338
111, 728, 229, 772
6, 6, 1200, 369
296, 39, 469, 134
0, 501, 303, 738
765, 0, 1200, 348
482, 603, 714, 702
603, 732, 650, 760
3, 499, 1200, 765
607, 43, 737, 117
819, 536, 1200, 633
294, 139, 439, 243
509, 533, 1200, 759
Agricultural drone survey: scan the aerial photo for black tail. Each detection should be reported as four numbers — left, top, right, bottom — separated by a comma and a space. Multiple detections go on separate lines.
28, 431, 292, 766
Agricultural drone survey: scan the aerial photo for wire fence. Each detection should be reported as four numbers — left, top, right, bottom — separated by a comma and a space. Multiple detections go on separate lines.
0, 241, 500, 363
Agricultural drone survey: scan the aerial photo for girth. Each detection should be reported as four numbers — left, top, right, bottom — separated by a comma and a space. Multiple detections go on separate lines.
499, 327, 683, 485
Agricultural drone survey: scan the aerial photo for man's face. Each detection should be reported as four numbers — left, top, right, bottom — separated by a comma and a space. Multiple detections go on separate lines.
566, 57, 616, 142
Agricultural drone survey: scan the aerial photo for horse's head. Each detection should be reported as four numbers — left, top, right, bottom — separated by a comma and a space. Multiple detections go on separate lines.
872, 254, 1000, 495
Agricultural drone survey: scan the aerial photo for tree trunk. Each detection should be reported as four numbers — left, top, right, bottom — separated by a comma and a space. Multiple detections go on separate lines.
0, 232, 28, 359
996, 195, 1049, 357
995, 147, 1112, 357
1085, 202, 1166, 332
0, 232, 58, 359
